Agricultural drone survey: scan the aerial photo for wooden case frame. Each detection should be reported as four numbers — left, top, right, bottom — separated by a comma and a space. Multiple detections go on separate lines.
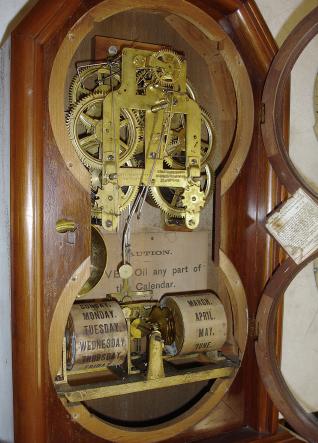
10, 0, 311, 442
256, 8, 318, 443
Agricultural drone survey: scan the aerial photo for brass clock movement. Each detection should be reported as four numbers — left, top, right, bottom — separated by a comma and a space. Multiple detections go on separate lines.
66, 46, 214, 231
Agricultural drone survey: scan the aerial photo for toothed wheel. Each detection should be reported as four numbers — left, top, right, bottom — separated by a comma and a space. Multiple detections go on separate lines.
94, 184, 139, 216
66, 92, 141, 170
92, 164, 139, 222
149, 49, 183, 87
164, 107, 216, 169
119, 184, 139, 212
92, 185, 139, 223
136, 69, 156, 94
132, 110, 146, 156
91, 158, 139, 221
185, 80, 197, 101
182, 186, 205, 212
69, 65, 121, 106
149, 164, 214, 218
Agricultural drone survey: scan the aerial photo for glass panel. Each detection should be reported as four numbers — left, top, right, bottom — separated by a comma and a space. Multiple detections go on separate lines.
281, 259, 318, 413
289, 35, 318, 192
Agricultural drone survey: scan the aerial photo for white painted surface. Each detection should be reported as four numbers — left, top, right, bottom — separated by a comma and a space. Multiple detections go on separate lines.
256, 0, 318, 46
0, 0, 36, 45
0, 37, 13, 443
0, 0, 23, 43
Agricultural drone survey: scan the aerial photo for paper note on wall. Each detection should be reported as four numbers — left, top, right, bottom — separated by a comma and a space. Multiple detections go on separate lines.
266, 188, 318, 264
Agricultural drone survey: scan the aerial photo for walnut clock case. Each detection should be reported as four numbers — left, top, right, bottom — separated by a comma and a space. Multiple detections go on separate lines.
11, 1, 318, 443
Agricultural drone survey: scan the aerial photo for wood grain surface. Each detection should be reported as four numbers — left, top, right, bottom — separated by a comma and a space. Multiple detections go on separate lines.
11, 0, 295, 442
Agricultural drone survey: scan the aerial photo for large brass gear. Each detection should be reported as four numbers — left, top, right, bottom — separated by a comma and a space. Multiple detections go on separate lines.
66, 92, 141, 170
92, 183, 139, 220
149, 164, 214, 219
69, 65, 121, 106
185, 80, 197, 101
164, 107, 216, 169
149, 49, 183, 87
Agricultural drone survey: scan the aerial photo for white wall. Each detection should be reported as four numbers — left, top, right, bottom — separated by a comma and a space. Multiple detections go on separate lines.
255, 0, 318, 45
0, 0, 37, 46
0, 36, 13, 443
0, 1, 35, 440
0, 2, 38, 441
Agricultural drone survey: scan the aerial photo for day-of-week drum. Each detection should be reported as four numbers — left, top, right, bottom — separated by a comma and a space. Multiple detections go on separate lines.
65, 301, 128, 372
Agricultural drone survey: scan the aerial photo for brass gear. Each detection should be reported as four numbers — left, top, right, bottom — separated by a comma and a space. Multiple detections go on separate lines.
136, 69, 156, 94
164, 107, 216, 169
66, 92, 141, 170
149, 49, 183, 87
136, 68, 195, 98
149, 164, 214, 219
149, 306, 175, 345
93, 183, 139, 219
91, 158, 139, 220
133, 109, 145, 130
182, 185, 205, 212
113, 184, 140, 213
185, 80, 197, 101
69, 65, 121, 106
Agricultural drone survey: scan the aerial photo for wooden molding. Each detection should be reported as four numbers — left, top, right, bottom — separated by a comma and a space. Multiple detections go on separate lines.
11, 0, 292, 442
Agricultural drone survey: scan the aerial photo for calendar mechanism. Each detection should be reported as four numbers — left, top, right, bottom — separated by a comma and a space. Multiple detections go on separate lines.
56, 290, 236, 402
